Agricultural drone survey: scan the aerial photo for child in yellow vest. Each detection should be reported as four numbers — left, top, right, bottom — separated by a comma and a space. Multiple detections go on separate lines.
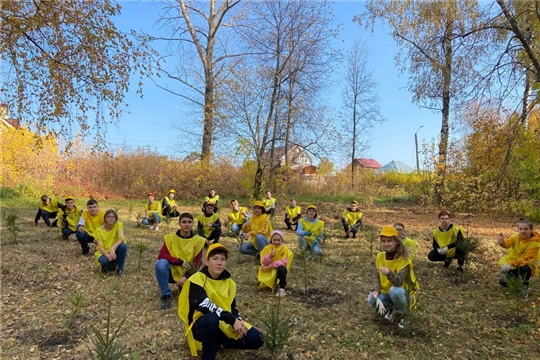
178, 244, 264, 359
284, 198, 302, 231
239, 201, 272, 257
394, 222, 417, 260
427, 210, 465, 272
497, 219, 540, 299
76, 199, 105, 255
155, 212, 206, 310
57, 196, 82, 240
341, 200, 363, 239
297, 205, 325, 256
94, 209, 127, 276
258, 230, 294, 296
34, 194, 64, 227
367, 226, 418, 329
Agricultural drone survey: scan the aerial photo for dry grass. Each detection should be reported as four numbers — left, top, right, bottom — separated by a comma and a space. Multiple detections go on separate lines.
1, 202, 539, 359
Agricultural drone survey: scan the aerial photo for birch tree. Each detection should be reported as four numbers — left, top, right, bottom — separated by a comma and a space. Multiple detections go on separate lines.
342, 40, 384, 189
361, 0, 485, 203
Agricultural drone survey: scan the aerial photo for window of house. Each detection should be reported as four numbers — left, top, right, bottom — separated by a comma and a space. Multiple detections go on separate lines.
296, 153, 310, 164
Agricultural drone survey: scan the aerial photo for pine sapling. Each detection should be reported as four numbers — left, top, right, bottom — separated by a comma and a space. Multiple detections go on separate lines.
3, 209, 21, 244
295, 246, 316, 294
87, 301, 128, 360
258, 296, 293, 355
132, 240, 149, 270
67, 291, 86, 328
365, 230, 378, 257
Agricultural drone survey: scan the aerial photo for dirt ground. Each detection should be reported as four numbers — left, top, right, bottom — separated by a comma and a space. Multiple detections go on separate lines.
1, 202, 538, 360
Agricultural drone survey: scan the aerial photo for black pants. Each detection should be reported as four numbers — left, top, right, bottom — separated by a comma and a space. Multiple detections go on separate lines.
162, 206, 180, 218
500, 265, 532, 287
206, 227, 222, 243
341, 219, 360, 235
192, 313, 264, 360
427, 248, 465, 266
276, 265, 288, 289
284, 218, 298, 231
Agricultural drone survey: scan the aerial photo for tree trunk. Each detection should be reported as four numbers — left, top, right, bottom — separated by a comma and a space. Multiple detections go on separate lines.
434, 23, 453, 205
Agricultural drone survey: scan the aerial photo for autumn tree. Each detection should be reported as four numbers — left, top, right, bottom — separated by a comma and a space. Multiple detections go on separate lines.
151, 0, 241, 161
0, 0, 146, 143
361, 0, 486, 204
342, 40, 384, 189
220, 0, 339, 197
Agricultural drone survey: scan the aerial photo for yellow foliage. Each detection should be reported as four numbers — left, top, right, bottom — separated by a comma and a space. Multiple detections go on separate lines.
0, 126, 58, 189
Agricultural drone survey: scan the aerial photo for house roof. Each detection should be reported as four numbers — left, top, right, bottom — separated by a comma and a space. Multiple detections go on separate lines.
375, 161, 415, 174
266, 145, 310, 164
354, 158, 382, 169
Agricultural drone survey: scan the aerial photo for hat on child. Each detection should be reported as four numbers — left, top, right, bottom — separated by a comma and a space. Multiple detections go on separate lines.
253, 200, 265, 208
206, 243, 229, 259
169, 189, 176, 194
65, 196, 74, 201
147, 193, 155, 197
270, 230, 284, 241
351, 200, 359, 205
380, 226, 398, 237
307, 204, 317, 210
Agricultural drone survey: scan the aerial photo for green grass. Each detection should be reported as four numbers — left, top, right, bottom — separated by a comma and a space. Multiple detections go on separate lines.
1, 200, 539, 359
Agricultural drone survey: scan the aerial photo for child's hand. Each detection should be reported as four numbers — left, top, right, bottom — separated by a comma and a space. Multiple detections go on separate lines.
233, 319, 248, 336
379, 265, 390, 276
270, 249, 276, 257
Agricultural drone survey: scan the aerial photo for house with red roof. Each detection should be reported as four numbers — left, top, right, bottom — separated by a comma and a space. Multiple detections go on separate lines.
351, 158, 382, 171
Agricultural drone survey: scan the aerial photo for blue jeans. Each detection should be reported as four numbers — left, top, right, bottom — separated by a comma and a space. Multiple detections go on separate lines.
76, 230, 94, 252
62, 227, 76, 238
155, 259, 177, 298
192, 313, 263, 360
98, 242, 127, 271
142, 213, 161, 225
230, 223, 242, 235
368, 287, 411, 314
40, 210, 58, 227
298, 235, 322, 255
239, 234, 269, 256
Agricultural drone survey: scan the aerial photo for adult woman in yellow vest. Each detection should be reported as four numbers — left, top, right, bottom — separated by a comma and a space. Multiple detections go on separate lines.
296, 205, 325, 256
497, 219, 540, 299
367, 226, 418, 329
155, 212, 206, 310
178, 244, 264, 359
427, 210, 465, 272
258, 230, 294, 296
239, 201, 272, 257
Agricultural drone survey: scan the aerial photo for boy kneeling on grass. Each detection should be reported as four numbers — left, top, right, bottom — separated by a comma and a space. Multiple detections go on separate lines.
179, 243, 264, 360
367, 226, 419, 329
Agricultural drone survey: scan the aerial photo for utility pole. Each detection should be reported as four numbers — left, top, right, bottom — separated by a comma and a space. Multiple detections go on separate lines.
415, 125, 424, 171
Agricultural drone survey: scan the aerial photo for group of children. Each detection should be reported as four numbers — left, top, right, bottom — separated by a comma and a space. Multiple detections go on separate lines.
33, 192, 540, 359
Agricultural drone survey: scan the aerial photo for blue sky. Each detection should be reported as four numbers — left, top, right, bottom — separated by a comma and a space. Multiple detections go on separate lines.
108, 0, 441, 169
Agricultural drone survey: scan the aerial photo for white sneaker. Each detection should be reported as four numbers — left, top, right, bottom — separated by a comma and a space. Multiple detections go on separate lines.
398, 317, 405, 329
154, 226, 159, 231
522, 289, 529, 299
275, 289, 286, 297
384, 309, 395, 321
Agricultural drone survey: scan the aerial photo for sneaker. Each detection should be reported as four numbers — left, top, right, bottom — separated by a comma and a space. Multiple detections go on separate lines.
457, 265, 464, 273
344, 234, 350, 239
117, 269, 125, 277
276, 289, 286, 297
160, 296, 172, 310
100, 265, 109, 274
384, 309, 395, 321
522, 289, 529, 299
398, 317, 405, 329
154, 226, 159, 231
82, 249, 89, 256
352, 234, 357, 238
